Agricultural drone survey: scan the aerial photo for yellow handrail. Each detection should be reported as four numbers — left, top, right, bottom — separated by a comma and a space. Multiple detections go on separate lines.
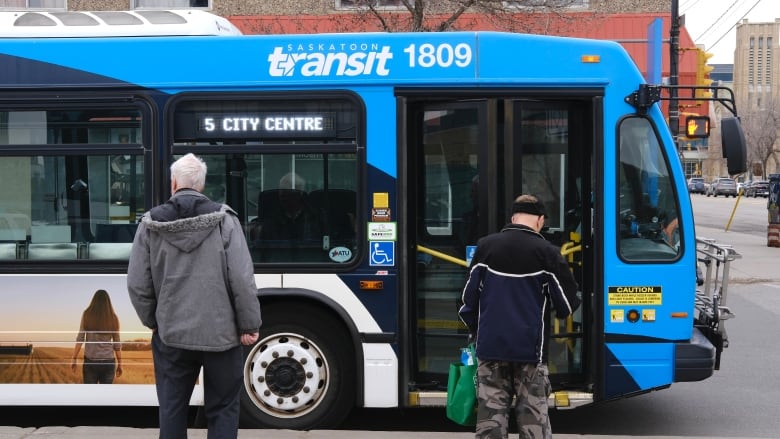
560, 242, 582, 264
418, 241, 581, 357
416, 245, 468, 267
555, 240, 581, 350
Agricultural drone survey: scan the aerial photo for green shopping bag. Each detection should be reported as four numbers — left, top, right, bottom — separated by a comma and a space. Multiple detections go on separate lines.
446, 344, 477, 426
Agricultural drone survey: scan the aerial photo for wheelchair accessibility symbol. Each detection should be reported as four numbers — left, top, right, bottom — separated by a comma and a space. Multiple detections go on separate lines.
369, 241, 394, 266
466, 245, 477, 267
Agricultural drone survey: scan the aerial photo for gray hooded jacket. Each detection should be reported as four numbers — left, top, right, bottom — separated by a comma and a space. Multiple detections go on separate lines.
127, 189, 262, 352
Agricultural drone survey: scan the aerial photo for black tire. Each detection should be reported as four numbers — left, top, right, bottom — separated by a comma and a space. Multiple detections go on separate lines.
239, 304, 356, 430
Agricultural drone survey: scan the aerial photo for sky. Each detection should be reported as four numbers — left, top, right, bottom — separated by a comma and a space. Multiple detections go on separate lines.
681, 0, 780, 64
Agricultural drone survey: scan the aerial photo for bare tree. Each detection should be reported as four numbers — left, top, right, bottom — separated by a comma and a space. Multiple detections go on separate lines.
239, 0, 608, 35
742, 97, 780, 179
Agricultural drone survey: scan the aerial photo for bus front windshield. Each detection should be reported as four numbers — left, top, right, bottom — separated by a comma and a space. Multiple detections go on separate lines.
618, 117, 681, 261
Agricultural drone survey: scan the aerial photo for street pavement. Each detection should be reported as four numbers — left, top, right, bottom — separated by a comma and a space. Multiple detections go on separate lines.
695, 222, 779, 285
0, 225, 773, 439
0, 428, 770, 438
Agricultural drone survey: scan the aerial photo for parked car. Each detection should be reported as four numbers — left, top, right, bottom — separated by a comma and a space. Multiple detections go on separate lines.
687, 177, 706, 194
745, 180, 770, 197
707, 177, 738, 197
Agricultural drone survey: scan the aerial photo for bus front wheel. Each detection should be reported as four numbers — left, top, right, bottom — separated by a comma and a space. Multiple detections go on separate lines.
239, 307, 355, 429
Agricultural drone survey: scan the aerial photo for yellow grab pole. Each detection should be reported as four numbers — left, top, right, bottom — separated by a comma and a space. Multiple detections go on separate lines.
725, 193, 742, 231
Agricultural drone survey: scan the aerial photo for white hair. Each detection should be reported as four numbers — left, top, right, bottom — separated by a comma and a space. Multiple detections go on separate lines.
279, 172, 305, 190
170, 153, 207, 191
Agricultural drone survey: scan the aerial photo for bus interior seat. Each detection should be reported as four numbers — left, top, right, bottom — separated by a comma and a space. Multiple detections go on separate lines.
0, 228, 26, 241
26, 243, 79, 260
251, 189, 283, 241
0, 243, 17, 260
252, 188, 331, 262
252, 188, 313, 237
308, 189, 356, 239
95, 223, 138, 243
0, 213, 30, 241
256, 189, 307, 221
87, 242, 132, 260
30, 225, 71, 243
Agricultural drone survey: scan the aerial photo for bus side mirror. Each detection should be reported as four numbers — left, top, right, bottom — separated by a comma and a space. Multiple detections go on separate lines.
685, 115, 710, 138
721, 117, 747, 176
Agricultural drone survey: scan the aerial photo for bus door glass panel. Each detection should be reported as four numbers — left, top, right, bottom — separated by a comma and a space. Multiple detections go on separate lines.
0, 107, 144, 262
618, 117, 681, 261
416, 104, 480, 379
516, 102, 585, 376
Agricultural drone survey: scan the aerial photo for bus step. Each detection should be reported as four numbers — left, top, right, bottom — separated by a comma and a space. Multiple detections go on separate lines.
408, 390, 594, 409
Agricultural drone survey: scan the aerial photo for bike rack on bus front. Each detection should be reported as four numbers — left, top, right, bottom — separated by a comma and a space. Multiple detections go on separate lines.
695, 237, 740, 369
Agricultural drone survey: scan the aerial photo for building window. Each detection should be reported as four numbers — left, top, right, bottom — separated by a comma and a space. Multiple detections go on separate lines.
504, 0, 589, 8
131, 0, 209, 9
767, 37, 773, 85
337, 0, 403, 9
0, 0, 65, 9
759, 36, 763, 49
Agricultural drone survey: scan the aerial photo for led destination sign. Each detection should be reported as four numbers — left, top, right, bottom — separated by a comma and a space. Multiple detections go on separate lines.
176, 112, 337, 140
202, 115, 325, 133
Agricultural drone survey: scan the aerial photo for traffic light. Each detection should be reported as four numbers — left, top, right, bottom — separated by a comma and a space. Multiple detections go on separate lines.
695, 49, 714, 101
686, 115, 710, 138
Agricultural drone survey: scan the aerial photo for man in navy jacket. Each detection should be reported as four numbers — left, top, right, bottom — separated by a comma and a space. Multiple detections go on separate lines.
459, 194, 580, 439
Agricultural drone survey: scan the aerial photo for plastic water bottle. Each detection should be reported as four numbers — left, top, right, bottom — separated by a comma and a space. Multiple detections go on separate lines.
461, 347, 474, 365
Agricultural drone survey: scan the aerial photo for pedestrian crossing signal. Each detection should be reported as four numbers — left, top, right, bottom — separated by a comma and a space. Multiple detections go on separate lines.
685, 115, 710, 138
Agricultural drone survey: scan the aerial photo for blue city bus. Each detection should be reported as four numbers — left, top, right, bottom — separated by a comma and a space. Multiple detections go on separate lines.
0, 12, 745, 430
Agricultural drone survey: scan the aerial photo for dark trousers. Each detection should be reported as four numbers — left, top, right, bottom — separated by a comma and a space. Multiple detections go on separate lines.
152, 332, 244, 439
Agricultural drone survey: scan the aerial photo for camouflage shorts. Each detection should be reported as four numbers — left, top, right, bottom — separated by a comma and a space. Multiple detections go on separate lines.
474, 360, 552, 439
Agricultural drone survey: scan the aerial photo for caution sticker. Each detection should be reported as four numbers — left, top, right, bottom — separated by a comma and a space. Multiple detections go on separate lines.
608, 286, 662, 306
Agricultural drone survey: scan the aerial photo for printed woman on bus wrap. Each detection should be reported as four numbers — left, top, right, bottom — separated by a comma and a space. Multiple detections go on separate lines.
71, 289, 123, 383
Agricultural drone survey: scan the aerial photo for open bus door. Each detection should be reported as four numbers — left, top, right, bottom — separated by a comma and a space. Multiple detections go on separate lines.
401, 94, 595, 408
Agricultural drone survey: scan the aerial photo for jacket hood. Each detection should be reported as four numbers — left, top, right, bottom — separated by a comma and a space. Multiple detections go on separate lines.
142, 189, 229, 253
142, 210, 226, 253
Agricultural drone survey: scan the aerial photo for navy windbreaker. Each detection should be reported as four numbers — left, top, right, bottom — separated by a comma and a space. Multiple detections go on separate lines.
458, 224, 581, 364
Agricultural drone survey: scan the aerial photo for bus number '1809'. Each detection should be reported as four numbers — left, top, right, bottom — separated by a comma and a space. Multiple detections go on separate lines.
403, 43, 472, 68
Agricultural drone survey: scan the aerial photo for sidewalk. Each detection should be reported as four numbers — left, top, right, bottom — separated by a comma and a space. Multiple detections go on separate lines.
0, 427, 768, 439
695, 223, 780, 284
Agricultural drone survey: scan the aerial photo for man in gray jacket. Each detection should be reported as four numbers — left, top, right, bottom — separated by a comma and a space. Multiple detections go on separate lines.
128, 153, 262, 439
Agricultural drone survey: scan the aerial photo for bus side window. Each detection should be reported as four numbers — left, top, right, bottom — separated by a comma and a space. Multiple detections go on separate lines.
0, 105, 145, 263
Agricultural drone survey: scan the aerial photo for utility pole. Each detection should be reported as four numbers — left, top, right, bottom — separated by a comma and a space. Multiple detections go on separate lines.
670, 0, 680, 153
